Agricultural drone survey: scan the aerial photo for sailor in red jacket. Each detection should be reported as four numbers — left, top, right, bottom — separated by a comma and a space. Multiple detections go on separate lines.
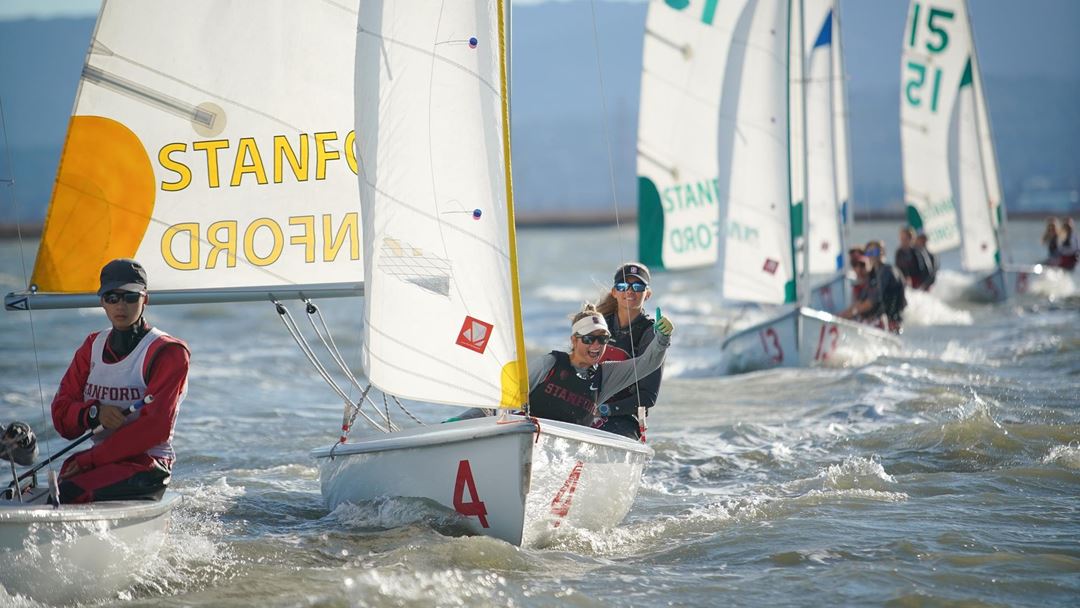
51, 258, 189, 503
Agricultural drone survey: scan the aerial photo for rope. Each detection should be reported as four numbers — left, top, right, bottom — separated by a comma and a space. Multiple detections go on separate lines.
0, 96, 57, 493
302, 299, 370, 396
391, 396, 425, 425
273, 300, 388, 433
587, 1, 647, 441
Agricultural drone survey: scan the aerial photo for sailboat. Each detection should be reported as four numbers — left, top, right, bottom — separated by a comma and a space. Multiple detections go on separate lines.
310, 0, 651, 547
899, 0, 1041, 302
637, 0, 897, 374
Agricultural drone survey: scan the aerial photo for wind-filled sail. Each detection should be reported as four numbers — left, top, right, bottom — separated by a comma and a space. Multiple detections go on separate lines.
950, 58, 999, 270
356, 0, 528, 409
803, 0, 845, 275
716, 1, 797, 305
26, 1, 363, 297
831, 2, 853, 258
636, 0, 732, 271
901, 0, 1003, 268
900, 0, 968, 254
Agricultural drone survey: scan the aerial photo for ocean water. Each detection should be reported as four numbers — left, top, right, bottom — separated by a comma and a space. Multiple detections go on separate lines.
1, 220, 1077, 607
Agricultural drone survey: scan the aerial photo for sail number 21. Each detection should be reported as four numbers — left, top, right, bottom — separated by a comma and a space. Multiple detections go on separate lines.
904, 3, 955, 113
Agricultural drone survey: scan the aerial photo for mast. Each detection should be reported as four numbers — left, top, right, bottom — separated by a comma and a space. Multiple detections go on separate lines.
497, 0, 529, 407
797, 0, 811, 309
833, 0, 854, 271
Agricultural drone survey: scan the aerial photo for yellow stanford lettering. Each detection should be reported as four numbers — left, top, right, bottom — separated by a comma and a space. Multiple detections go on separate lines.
158, 130, 358, 191
160, 213, 360, 270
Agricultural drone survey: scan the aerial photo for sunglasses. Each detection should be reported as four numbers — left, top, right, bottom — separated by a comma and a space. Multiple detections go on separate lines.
102, 292, 143, 304
577, 334, 611, 345
614, 282, 648, 293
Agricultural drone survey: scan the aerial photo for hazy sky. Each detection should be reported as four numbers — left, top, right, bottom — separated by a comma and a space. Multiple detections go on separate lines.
4, 0, 1077, 83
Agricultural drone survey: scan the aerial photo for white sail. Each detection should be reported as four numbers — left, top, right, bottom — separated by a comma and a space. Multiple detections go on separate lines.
967, 22, 1007, 268
717, 0, 796, 305
901, 0, 1005, 268
25, 1, 363, 297
636, 0, 735, 271
356, 0, 528, 409
832, 2, 853, 254
900, 0, 974, 254
950, 56, 998, 271
803, 0, 844, 275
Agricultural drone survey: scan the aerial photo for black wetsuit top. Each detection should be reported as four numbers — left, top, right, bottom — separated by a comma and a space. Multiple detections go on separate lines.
528, 351, 602, 426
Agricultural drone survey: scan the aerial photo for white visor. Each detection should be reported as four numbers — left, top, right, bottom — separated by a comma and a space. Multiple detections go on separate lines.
572, 314, 610, 337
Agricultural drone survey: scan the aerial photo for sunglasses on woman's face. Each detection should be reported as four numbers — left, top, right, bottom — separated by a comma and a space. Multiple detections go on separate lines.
102, 292, 143, 304
614, 282, 648, 293
578, 334, 611, 345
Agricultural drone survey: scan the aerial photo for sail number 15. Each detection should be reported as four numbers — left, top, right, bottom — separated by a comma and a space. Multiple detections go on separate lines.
904, 3, 955, 113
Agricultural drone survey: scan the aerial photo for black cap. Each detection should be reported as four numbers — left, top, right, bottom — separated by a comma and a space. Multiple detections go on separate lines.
613, 263, 651, 285
98, 258, 148, 296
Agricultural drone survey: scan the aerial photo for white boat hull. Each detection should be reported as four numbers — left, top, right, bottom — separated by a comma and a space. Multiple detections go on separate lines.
808, 274, 850, 315
312, 416, 652, 546
968, 265, 1044, 303
721, 307, 900, 374
0, 490, 180, 603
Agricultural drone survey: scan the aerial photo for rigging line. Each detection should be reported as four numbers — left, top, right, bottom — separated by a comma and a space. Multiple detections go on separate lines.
0, 96, 56, 477
303, 300, 366, 395
274, 301, 388, 433
302, 300, 385, 430
586, 0, 646, 424
392, 396, 426, 426
336, 383, 373, 449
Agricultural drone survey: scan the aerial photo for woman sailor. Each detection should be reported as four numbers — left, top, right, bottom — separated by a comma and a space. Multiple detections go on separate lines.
527, 304, 673, 428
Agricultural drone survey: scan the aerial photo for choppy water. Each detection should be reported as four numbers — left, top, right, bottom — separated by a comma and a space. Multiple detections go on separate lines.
1, 220, 1078, 607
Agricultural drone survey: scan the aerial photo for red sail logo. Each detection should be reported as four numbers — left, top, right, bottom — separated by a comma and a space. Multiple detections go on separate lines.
456, 316, 494, 354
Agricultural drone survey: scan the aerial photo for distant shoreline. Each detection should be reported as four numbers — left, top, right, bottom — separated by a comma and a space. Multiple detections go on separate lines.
0, 210, 1066, 237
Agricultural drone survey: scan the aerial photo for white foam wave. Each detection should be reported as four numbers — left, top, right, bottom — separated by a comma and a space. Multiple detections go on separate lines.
1029, 266, 1078, 298
782, 456, 898, 495
542, 494, 771, 555
903, 287, 974, 327
124, 481, 244, 601
344, 566, 520, 607
1042, 444, 1080, 469
795, 488, 909, 503
327, 495, 469, 532
906, 340, 988, 364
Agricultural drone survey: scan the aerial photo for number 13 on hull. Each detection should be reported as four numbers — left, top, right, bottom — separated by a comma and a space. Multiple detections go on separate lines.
721, 308, 900, 374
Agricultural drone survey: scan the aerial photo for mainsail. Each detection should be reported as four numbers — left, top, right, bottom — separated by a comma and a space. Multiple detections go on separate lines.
636, 0, 730, 271
637, 0, 799, 304
7, 1, 364, 309
803, 1, 847, 275
901, 0, 1004, 269
717, 0, 799, 305
356, 1, 528, 408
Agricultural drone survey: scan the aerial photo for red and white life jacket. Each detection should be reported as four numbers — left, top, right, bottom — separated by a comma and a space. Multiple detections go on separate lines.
84, 327, 185, 459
